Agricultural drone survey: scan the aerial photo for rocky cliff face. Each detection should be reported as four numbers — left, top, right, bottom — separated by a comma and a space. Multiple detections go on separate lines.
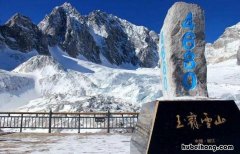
86, 10, 159, 67
206, 22, 240, 64
38, 2, 159, 67
0, 3, 158, 68
38, 3, 101, 63
0, 13, 49, 55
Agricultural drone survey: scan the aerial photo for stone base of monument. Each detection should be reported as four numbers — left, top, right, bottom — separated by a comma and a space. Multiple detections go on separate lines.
130, 100, 240, 154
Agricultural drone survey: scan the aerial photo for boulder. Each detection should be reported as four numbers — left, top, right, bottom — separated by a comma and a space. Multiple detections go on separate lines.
159, 2, 208, 98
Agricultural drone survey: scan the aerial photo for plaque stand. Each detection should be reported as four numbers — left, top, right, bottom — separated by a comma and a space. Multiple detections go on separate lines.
131, 100, 240, 154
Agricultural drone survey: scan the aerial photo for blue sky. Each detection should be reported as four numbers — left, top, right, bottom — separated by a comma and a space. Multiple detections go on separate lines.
0, 0, 239, 42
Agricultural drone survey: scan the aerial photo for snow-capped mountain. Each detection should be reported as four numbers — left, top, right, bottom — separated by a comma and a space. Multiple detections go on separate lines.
205, 22, 240, 64
0, 2, 239, 112
0, 2, 158, 69
0, 13, 50, 70
39, 2, 159, 67
1, 47, 160, 112
0, 13, 49, 55
1, 46, 239, 112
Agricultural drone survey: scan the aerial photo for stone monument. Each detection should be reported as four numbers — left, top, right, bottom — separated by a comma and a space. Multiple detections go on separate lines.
160, 2, 208, 98
131, 100, 240, 154
131, 2, 240, 154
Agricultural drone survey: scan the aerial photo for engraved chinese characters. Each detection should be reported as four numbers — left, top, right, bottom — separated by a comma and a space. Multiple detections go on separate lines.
160, 2, 208, 97
176, 113, 226, 130
131, 100, 240, 154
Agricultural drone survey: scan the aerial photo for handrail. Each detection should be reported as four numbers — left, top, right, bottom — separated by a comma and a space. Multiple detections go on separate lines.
0, 111, 139, 133
0, 112, 139, 115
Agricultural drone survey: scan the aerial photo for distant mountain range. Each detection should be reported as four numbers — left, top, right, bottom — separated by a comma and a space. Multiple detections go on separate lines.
0, 2, 159, 69
0, 2, 239, 112
0, 2, 239, 70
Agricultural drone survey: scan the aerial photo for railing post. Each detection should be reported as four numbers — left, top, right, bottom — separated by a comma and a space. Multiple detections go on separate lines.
78, 114, 81, 133
107, 110, 110, 133
48, 109, 52, 133
132, 113, 139, 132
20, 113, 23, 133
132, 115, 135, 133
122, 114, 124, 127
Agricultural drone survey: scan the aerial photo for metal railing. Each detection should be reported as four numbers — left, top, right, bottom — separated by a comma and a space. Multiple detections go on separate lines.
0, 111, 139, 133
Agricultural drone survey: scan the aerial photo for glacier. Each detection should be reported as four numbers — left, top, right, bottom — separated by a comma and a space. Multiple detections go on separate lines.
0, 46, 160, 112
0, 2, 239, 112
0, 46, 239, 112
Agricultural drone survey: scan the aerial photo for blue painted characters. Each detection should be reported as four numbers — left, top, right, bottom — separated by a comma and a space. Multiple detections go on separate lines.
181, 12, 197, 91
160, 31, 168, 91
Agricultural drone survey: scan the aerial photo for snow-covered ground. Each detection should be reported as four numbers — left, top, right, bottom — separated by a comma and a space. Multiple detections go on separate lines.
0, 46, 160, 112
0, 46, 239, 112
0, 133, 131, 154
0, 47, 38, 70
208, 59, 240, 105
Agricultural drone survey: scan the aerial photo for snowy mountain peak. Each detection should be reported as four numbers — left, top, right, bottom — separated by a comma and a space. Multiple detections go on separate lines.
38, 3, 159, 67
0, 2, 159, 69
89, 10, 110, 18
13, 55, 64, 74
205, 22, 240, 64
5, 13, 35, 28
59, 2, 81, 16
7, 13, 30, 22
15, 55, 62, 71
61, 2, 74, 8
38, 2, 82, 33
0, 13, 49, 59
228, 22, 240, 29
219, 23, 240, 42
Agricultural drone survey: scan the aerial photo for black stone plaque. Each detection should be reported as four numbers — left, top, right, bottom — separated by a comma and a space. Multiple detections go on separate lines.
95, 117, 105, 123
131, 100, 240, 154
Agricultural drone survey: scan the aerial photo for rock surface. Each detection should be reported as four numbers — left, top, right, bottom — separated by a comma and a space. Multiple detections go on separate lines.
160, 2, 208, 98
